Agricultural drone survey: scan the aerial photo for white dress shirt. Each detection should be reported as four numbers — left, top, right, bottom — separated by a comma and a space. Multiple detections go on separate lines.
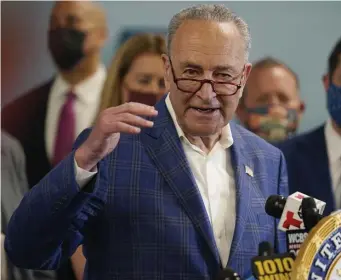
325, 118, 341, 209
74, 93, 237, 265
45, 64, 107, 161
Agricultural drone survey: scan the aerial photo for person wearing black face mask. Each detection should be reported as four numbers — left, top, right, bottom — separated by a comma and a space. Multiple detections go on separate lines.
277, 37, 341, 216
1, 1, 108, 280
48, 27, 87, 71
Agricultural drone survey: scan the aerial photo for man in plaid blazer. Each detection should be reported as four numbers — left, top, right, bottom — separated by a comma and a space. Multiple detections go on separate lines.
5, 4, 288, 279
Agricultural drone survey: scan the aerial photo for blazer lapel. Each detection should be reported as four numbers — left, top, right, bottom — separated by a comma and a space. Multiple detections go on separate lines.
226, 125, 254, 269
141, 97, 220, 265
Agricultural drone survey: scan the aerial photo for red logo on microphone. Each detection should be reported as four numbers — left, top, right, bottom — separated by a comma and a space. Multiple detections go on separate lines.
295, 194, 305, 200
282, 211, 302, 229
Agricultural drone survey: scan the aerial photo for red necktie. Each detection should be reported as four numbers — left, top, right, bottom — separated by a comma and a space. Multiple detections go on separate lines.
52, 91, 76, 166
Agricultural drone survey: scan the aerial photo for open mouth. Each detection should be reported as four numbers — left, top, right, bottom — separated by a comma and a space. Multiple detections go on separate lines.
192, 107, 218, 113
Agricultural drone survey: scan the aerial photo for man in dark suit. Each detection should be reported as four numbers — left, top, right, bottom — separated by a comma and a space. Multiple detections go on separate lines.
277, 38, 341, 215
1, 2, 108, 280
1, 1, 108, 188
5, 4, 288, 279
1, 130, 57, 280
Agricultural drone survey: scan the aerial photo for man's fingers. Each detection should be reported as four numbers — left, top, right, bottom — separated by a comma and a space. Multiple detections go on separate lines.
101, 113, 153, 135
115, 113, 154, 127
108, 102, 158, 117
114, 122, 141, 134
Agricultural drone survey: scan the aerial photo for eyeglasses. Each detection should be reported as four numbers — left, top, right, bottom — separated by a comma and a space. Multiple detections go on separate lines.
169, 59, 244, 96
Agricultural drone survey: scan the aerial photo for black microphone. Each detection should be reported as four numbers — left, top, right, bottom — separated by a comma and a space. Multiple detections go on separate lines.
258, 241, 274, 257
301, 197, 323, 232
251, 241, 294, 279
265, 193, 326, 257
216, 267, 242, 280
264, 195, 287, 219
265, 193, 326, 231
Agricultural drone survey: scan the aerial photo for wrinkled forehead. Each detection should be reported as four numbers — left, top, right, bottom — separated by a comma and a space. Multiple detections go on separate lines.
249, 66, 299, 87
171, 20, 246, 70
244, 66, 301, 103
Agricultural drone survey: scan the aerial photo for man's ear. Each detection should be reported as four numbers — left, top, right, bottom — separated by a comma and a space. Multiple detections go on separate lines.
243, 63, 253, 84
322, 74, 330, 92
296, 100, 305, 123
236, 96, 249, 125
162, 54, 171, 90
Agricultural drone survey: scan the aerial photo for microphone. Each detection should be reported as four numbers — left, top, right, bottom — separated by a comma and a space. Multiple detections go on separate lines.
258, 241, 274, 257
265, 192, 326, 256
265, 195, 287, 219
265, 192, 326, 231
216, 267, 241, 280
301, 197, 323, 232
251, 241, 294, 280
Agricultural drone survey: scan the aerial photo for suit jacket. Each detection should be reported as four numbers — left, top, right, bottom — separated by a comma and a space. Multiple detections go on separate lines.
1, 130, 56, 280
5, 96, 288, 279
1, 80, 54, 188
1, 80, 76, 280
276, 125, 336, 215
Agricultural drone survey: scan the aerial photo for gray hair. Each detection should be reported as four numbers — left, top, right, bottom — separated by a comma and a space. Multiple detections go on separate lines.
167, 4, 251, 60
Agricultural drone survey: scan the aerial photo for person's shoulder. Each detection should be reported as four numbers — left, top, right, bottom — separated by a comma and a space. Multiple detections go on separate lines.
1, 78, 55, 134
3, 78, 54, 111
275, 124, 325, 155
231, 122, 281, 154
1, 130, 25, 165
1, 130, 22, 150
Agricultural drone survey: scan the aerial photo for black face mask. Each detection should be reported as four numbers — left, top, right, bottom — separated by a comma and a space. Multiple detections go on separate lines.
48, 28, 86, 71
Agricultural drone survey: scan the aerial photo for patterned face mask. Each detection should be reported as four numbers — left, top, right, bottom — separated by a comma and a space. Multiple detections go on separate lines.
245, 105, 299, 143
327, 83, 341, 127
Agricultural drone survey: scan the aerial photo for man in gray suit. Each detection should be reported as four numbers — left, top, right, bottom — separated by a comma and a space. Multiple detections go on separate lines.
1, 130, 56, 280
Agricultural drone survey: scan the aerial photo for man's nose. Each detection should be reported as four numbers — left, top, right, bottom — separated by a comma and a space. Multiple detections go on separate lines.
196, 82, 217, 100
268, 94, 281, 106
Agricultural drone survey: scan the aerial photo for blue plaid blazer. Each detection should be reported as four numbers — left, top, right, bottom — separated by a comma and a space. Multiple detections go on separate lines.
5, 96, 288, 280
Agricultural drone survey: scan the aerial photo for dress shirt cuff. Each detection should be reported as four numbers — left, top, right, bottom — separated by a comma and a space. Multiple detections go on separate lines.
74, 157, 98, 188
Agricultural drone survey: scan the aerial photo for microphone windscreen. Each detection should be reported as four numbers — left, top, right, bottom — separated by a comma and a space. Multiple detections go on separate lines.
265, 195, 286, 219
216, 267, 241, 280
258, 241, 274, 256
302, 197, 317, 210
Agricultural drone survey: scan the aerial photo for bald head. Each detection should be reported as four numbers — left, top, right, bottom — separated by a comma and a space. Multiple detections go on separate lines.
50, 1, 107, 30
48, 1, 108, 73
242, 59, 300, 108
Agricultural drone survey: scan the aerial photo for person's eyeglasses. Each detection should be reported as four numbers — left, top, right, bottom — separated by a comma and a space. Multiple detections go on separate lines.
169, 59, 245, 96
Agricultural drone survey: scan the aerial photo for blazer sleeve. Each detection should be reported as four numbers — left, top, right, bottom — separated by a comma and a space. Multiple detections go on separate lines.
4, 128, 108, 270
274, 151, 290, 253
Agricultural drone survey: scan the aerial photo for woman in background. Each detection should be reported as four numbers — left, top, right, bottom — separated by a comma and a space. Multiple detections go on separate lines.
99, 32, 167, 109
71, 33, 167, 280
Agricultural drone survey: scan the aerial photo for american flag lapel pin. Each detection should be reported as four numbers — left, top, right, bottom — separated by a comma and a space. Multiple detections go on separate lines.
245, 165, 254, 177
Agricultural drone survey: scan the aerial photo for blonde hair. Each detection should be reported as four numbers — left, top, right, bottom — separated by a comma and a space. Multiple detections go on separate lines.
99, 33, 167, 111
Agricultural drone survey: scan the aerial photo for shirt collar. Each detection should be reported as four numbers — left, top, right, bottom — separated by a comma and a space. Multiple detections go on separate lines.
325, 118, 341, 163
52, 64, 107, 104
165, 93, 234, 149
